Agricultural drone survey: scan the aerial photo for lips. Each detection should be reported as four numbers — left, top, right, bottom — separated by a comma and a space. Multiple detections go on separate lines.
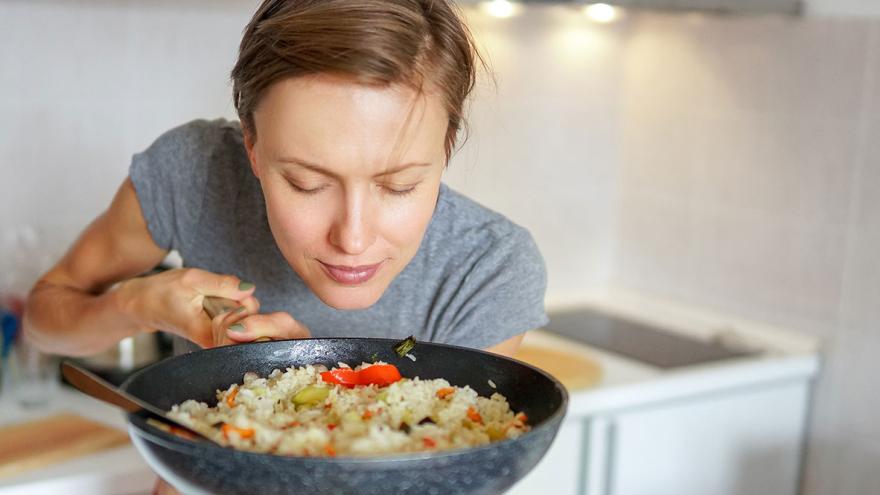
319, 261, 384, 285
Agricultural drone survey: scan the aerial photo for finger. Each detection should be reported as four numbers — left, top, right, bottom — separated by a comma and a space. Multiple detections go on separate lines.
237, 294, 261, 315
185, 313, 216, 349
207, 296, 262, 347
226, 312, 311, 343
210, 307, 250, 347
180, 268, 256, 300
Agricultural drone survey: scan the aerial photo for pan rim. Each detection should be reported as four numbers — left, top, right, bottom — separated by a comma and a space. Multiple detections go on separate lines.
122, 337, 569, 463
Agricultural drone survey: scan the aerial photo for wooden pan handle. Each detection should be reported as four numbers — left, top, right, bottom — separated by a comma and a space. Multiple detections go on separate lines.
202, 296, 271, 343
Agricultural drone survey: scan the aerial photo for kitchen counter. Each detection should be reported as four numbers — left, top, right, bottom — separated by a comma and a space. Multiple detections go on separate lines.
510, 288, 820, 495
521, 328, 819, 416
0, 387, 155, 495
0, 287, 821, 495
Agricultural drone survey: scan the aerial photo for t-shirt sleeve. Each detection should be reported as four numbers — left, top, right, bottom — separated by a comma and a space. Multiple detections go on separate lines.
128, 120, 213, 252
437, 227, 549, 349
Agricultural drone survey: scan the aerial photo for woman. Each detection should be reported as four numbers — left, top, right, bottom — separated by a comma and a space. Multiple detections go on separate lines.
25, 0, 547, 360
25, 0, 546, 405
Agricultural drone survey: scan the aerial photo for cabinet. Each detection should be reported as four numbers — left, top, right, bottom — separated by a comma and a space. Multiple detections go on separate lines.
509, 380, 810, 495
508, 419, 585, 495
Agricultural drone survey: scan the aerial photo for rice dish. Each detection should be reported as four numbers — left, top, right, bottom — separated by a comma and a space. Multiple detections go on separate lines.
167, 362, 530, 457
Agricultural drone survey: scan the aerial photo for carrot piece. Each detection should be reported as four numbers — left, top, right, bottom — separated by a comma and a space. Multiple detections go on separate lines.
168, 425, 197, 440
286, 421, 301, 428
324, 444, 337, 457
467, 406, 483, 424
515, 412, 528, 423
226, 386, 239, 408
327, 423, 337, 431
362, 410, 373, 420
423, 436, 437, 448
221, 423, 255, 440
436, 387, 455, 399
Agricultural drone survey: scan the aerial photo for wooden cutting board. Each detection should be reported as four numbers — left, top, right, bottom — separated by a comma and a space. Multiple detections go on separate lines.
0, 412, 130, 479
514, 345, 603, 391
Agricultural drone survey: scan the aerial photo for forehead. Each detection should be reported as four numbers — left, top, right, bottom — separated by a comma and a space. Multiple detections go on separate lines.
253, 75, 448, 171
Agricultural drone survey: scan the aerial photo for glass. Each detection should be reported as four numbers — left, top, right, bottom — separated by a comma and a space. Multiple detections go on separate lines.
7, 334, 59, 409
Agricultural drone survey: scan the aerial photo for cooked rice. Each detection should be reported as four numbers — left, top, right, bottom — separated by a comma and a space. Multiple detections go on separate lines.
167, 362, 530, 457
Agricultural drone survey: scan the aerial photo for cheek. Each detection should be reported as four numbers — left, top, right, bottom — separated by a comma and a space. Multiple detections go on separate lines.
378, 194, 438, 248
264, 187, 329, 254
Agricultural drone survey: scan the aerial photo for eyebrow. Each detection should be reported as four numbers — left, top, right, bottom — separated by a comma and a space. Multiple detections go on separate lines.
276, 156, 432, 178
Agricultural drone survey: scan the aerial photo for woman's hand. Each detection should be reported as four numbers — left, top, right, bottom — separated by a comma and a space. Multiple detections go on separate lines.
116, 267, 262, 348
211, 303, 311, 345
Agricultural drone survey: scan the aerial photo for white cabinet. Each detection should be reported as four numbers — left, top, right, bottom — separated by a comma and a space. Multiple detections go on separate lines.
585, 381, 810, 495
511, 380, 811, 495
508, 419, 585, 495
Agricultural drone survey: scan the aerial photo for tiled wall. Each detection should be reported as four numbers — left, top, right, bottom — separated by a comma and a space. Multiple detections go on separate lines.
0, 0, 252, 292
447, 6, 625, 297
612, 12, 880, 495
2, 1, 878, 493
0, 1, 624, 297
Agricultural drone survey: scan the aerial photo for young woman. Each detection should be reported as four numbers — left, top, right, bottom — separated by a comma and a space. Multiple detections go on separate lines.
25, 0, 546, 384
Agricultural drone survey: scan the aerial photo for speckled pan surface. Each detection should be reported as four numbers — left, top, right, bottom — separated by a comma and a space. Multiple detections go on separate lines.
121, 338, 568, 495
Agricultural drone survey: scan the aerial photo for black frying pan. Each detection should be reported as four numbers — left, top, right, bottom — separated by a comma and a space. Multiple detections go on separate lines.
120, 338, 568, 495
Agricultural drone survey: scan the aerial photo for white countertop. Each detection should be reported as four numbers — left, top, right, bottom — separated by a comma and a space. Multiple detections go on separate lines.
522, 329, 818, 416
532, 287, 821, 416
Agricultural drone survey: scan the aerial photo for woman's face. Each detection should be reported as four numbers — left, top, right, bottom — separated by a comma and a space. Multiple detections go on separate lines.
244, 75, 448, 310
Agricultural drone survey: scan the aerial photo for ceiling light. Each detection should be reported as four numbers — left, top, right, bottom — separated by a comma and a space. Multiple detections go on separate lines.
482, 0, 518, 18
583, 3, 619, 23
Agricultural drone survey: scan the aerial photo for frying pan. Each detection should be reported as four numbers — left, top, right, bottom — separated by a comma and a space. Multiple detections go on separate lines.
120, 338, 568, 495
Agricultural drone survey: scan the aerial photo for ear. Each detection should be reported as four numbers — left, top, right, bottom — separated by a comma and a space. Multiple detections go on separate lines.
242, 124, 261, 179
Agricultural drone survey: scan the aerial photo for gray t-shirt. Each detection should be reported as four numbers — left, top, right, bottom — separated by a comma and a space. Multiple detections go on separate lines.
130, 118, 548, 353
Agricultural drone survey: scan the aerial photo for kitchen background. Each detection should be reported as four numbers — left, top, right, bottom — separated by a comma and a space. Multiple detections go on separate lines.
1, 0, 878, 494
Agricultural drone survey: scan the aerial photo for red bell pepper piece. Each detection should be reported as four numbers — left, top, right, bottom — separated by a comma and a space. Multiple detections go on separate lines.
357, 364, 402, 386
321, 368, 361, 388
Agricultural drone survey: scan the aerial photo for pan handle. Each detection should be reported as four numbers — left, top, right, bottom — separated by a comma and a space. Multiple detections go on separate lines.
202, 296, 271, 343
202, 296, 240, 319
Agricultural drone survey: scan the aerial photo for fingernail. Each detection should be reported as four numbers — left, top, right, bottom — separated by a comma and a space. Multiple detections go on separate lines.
239, 282, 255, 291
234, 306, 247, 314
229, 323, 246, 333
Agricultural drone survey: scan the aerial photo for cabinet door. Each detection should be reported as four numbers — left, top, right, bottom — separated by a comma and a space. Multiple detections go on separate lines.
507, 419, 584, 495
607, 382, 809, 495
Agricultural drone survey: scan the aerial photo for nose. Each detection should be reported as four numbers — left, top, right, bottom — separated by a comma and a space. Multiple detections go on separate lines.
328, 187, 377, 256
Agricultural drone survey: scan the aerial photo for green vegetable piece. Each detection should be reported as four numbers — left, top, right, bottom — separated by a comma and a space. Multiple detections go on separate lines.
292, 385, 329, 406
393, 335, 417, 358
370, 352, 379, 362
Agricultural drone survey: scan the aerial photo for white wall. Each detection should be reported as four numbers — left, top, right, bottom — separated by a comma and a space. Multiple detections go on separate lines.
449, 6, 625, 297
808, 0, 880, 17
0, 0, 257, 292
0, 1, 623, 298
611, 11, 880, 495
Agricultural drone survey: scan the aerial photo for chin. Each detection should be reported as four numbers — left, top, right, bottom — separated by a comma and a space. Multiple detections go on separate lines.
312, 285, 385, 310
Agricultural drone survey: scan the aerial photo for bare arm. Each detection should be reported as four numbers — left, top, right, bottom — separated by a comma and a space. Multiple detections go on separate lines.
485, 333, 525, 358
25, 177, 291, 356
23, 178, 169, 356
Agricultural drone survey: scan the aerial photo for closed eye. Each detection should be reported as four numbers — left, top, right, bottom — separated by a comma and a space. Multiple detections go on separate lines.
287, 180, 328, 195
383, 183, 419, 196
